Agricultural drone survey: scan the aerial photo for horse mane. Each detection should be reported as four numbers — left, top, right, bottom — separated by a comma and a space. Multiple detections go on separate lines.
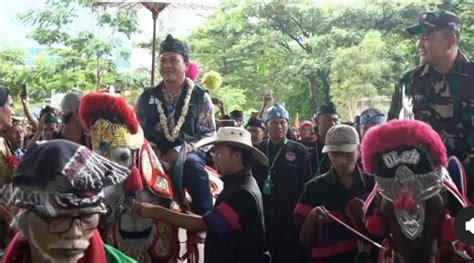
362, 119, 447, 173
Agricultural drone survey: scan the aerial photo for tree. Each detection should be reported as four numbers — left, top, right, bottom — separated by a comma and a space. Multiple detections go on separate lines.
16, 0, 140, 94
436, 0, 474, 57
189, 0, 473, 121
331, 31, 394, 120
189, 1, 289, 113
0, 46, 28, 96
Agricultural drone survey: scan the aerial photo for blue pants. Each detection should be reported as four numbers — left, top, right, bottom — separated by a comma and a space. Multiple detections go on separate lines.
183, 151, 213, 215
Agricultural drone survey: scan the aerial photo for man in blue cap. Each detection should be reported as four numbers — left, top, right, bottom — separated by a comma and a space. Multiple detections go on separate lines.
252, 103, 312, 263
358, 108, 386, 141
387, 9, 474, 201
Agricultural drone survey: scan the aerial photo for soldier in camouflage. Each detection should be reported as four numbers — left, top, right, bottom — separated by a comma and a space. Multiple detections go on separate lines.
388, 10, 474, 201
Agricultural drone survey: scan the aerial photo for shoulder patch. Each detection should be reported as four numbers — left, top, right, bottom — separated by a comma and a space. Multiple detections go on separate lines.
285, 151, 297, 162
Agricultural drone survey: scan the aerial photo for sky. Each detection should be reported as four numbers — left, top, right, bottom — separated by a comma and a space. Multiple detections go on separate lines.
0, 0, 411, 71
0, 0, 221, 49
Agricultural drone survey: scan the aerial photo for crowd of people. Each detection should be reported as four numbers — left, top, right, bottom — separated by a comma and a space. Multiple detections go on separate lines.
0, 8, 473, 263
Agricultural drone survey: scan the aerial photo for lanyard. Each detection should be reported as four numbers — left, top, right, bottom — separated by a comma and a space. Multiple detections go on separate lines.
266, 139, 288, 180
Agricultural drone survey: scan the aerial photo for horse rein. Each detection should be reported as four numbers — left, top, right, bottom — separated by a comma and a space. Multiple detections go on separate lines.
327, 212, 383, 249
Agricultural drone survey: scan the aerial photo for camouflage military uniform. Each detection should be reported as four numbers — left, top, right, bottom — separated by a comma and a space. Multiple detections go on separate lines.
388, 52, 474, 199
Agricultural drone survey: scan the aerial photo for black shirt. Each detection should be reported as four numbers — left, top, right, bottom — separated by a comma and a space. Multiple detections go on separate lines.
300, 136, 321, 176
314, 141, 331, 176
294, 166, 375, 262
252, 139, 313, 237
203, 169, 271, 263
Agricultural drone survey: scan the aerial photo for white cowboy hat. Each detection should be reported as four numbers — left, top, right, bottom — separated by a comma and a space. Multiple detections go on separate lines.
194, 127, 268, 166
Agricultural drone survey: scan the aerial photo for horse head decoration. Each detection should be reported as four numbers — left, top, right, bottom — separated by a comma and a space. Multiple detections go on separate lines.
80, 92, 179, 263
361, 120, 473, 263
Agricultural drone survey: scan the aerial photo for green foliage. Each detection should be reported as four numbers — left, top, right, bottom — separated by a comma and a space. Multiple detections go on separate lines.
189, 1, 290, 111
331, 31, 394, 120
2, 0, 473, 122
2, 0, 141, 102
189, 0, 473, 121
213, 86, 248, 116
0, 45, 28, 96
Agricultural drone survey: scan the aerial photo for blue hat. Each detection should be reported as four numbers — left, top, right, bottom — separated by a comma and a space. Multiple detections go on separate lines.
359, 108, 386, 126
265, 103, 289, 122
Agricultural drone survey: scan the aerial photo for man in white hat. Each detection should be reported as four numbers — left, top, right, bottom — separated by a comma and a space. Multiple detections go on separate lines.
57, 91, 90, 147
134, 127, 271, 263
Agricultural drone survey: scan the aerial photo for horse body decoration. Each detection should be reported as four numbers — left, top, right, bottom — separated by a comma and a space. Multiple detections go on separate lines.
361, 120, 474, 263
102, 135, 222, 263
79, 92, 222, 263
101, 137, 180, 263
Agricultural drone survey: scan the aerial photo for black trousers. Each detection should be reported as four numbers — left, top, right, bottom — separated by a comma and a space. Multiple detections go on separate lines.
266, 233, 308, 263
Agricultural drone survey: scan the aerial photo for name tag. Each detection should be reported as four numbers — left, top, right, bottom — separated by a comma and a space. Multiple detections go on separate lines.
263, 178, 272, 195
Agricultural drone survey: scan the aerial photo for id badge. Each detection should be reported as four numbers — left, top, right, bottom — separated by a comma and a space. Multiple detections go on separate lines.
263, 178, 272, 195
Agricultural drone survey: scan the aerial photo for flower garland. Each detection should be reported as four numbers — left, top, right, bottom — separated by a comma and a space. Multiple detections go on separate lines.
157, 79, 194, 142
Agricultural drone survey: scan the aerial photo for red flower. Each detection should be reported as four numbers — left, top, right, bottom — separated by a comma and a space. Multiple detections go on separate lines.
7, 155, 19, 171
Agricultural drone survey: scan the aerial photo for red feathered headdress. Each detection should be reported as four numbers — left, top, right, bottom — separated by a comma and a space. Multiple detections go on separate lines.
186, 60, 200, 82
79, 92, 139, 134
362, 119, 447, 173
362, 120, 469, 245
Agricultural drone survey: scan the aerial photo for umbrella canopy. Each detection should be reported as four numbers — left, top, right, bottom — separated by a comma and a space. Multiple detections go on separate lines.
95, 1, 217, 86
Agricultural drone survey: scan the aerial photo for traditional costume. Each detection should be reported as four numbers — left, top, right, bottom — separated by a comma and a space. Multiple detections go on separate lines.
135, 35, 216, 155
252, 103, 312, 263
135, 35, 216, 217
80, 92, 185, 262
2, 140, 135, 262
362, 120, 474, 262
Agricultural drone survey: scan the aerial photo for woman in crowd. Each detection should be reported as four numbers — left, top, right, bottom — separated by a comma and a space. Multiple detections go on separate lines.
0, 84, 17, 252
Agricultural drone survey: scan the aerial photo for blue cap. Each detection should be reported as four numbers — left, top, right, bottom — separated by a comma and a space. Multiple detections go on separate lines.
265, 103, 289, 122
359, 108, 386, 126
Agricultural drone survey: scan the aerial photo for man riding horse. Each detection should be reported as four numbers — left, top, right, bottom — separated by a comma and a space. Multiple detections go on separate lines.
80, 92, 183, 262
361, 119, 474, 262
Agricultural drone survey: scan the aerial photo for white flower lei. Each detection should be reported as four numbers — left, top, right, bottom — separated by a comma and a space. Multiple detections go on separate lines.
156, 79, 194, 142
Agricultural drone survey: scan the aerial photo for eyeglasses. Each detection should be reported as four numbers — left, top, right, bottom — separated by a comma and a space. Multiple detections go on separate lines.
36, 212, 101, 234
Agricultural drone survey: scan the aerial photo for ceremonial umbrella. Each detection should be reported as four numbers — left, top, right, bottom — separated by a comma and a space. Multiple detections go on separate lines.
94, 1, 217, 86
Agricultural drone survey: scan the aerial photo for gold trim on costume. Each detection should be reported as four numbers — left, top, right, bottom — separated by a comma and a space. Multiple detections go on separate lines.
90, 119, 143, 151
